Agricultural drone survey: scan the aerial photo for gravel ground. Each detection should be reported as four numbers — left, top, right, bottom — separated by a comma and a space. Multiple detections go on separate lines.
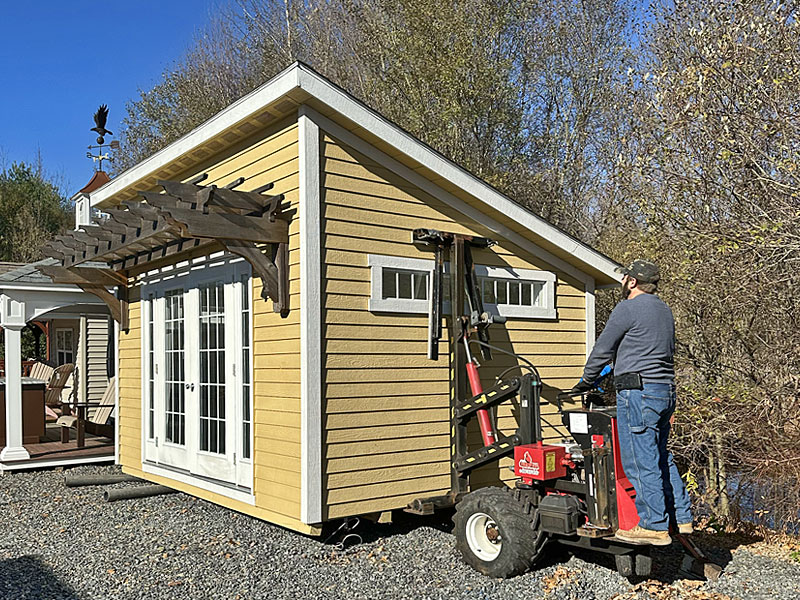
2, 465, 799, 600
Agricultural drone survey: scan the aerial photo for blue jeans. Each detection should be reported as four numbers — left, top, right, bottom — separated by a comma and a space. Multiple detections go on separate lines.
616, 383, 693, 530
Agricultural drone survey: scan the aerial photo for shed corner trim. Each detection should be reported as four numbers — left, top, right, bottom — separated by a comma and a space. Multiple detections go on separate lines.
299, 105, 324, 525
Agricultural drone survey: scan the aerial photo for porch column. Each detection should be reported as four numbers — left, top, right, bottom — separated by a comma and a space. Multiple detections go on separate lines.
1, 323, 30, 461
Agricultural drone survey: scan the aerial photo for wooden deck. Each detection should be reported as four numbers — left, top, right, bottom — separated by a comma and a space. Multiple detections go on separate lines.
1, 423, 114, 471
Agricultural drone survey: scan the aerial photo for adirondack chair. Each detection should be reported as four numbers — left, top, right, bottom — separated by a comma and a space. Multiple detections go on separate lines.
43, 364, 75, 420
58, 377, 115, 447
28, 361, 55, 383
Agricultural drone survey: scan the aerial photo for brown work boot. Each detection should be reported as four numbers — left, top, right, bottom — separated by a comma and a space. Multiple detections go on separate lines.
678, 522, 693, 535
615, 525, 672, 546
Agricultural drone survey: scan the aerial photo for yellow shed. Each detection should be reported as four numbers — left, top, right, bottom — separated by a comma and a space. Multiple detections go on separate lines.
43, 62, 621, 535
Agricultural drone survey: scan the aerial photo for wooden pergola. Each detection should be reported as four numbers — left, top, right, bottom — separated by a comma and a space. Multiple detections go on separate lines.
39, 175, 292, 329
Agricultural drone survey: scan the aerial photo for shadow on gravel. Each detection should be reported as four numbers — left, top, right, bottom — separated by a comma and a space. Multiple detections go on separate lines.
0, 556, 79, 600
321, 508, 456, 547
569, 532, 745, 585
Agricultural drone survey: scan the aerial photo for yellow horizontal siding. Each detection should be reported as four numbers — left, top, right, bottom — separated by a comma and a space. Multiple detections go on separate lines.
115, 118, 306, 532
320, 134, 587, 520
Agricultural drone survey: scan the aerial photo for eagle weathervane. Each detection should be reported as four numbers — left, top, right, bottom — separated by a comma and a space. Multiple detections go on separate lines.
86, 104, 119, 172
91, 104, 113, 144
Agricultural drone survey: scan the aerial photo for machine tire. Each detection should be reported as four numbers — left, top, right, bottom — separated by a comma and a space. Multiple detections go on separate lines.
615, 554, 634, 578
453, 486, 547, 578
635, 551, 653, 577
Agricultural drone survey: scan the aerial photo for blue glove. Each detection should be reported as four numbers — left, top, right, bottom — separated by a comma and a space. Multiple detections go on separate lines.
595, 365, 613, 392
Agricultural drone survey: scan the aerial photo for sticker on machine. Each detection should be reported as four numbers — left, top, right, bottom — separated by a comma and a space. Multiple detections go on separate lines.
518, 451, 540, 476
569, 413, 589, 434
545, 452, 556, 472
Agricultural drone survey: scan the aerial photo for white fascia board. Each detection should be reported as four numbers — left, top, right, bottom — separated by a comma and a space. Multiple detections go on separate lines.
304, 105, 588, 284
0, 282, 95, 294
89, 63, 303, 208
90, 60, 620, 283
296, 65, 622, 284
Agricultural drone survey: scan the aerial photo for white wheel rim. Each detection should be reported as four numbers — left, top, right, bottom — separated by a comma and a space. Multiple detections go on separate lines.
465, 512, 502, 562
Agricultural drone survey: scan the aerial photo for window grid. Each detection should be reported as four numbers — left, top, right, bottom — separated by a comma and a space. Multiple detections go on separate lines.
147, 294, 155, 439
164, 290, 186, 445
480, 277, 544, 308
199, 282, 226, 455
241, 276, 252, 460
382, 268, 429, 301
55, 329, 74, 366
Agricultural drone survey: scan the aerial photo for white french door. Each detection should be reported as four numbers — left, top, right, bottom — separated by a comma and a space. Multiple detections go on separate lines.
142, 255, 253, 489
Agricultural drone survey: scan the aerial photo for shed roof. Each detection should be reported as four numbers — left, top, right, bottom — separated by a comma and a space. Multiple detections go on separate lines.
87, 62, 623, 286
0, 260, 56, 284
0, 262, 25, 276
0, 258, 113, 286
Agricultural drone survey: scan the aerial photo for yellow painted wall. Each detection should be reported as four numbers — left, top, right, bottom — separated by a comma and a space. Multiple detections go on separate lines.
113, 112, 591, 532
116, 116, 316, 534
319, 135, 587, 520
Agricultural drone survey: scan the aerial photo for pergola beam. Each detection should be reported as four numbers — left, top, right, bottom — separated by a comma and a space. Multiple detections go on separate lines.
41, 176, 293, 316
35, 264, 127, 287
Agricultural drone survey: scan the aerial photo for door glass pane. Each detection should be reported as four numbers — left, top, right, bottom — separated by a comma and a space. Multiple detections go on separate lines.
241, 276, 252, 460
199, 282, 226, 454
164, 290, 185, 445
147, 295, 155, 439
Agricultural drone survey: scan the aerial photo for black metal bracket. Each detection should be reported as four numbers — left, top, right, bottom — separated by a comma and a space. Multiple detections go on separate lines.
453, 435, 519, 474
455, 377, 522, 420
451, 375, 543, 476
412, 228, 494, 361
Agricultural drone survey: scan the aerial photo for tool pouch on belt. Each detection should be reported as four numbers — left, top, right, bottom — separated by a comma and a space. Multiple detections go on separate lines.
614, 372, 643, 390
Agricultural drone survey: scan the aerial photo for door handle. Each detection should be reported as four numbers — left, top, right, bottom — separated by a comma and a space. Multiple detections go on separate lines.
184, 383, 195, 391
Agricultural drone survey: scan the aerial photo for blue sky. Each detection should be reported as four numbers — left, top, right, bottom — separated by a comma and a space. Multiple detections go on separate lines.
0, 1, 222, 195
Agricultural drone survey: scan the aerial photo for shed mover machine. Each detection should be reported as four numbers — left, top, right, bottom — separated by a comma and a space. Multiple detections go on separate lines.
409, 229, 721, 580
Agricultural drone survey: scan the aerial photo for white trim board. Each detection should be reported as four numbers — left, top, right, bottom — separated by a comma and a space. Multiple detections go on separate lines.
298, 107, 323, 525
585, 278, 596, 359
142, 462, 255, 506
88, 63, 302, 206
0, 454, 114, 473
367, 253, 558, 319
87, 62, 621, 285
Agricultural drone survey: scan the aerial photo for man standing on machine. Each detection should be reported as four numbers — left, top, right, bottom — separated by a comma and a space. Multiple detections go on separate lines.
571, 259, 693, 546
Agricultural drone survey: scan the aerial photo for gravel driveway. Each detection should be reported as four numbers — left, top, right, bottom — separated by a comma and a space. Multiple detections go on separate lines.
2, 465, 799, 600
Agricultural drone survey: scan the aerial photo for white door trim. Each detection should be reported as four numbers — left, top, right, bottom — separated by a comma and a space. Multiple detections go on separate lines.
139, 253, 254, 495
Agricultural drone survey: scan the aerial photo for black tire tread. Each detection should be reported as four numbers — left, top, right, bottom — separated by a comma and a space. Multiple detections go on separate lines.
454, 486, 548, 578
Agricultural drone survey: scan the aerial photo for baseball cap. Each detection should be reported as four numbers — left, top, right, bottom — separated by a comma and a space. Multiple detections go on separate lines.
619, 259, 660, 283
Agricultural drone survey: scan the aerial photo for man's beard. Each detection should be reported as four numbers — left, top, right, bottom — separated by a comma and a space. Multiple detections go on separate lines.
621, 282, 631, 300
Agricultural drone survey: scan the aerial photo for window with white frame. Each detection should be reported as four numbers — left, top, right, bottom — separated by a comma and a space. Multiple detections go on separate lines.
55, 328, 75, 365
368, 255, 434, 313
368, 254, 557, 319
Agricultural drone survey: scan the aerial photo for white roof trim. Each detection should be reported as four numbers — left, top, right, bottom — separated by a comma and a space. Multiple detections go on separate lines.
90, 62, 301, 206
90, 62, 621, 283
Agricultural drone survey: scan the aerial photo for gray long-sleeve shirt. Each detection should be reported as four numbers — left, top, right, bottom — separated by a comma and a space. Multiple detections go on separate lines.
583, 293, 675, 385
